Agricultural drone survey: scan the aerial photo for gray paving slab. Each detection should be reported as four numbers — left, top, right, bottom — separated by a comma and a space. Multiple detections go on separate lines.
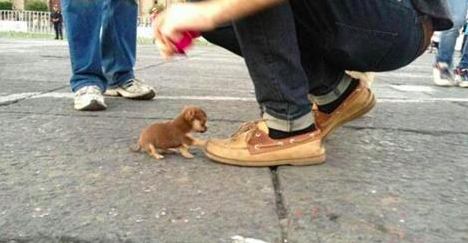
0, 113, 281, 243
278, 129, 468, 243
1, 39, 468, 243
0, 97, 260, 122
344, 101, 468, 134
0, 78, 66, 96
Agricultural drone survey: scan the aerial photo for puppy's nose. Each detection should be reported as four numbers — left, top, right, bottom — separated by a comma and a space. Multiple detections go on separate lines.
201, 127, 207, 133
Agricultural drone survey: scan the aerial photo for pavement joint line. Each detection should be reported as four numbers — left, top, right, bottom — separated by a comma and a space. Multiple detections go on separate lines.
134, 51, 209, 71
3, 92, 468, 103
270, 167, 289, 243
452, 101, 468, 109
0, 85, 68, 107
2, 110, 465, 136
377, 72, 431, 79
343, 124, 468, 136
0, 110, 248, 123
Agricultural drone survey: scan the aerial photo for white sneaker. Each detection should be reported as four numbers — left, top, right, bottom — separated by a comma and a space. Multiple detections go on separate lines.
105, 78, 156, 100
460, 81, 468, 88
454, 68, 468, 88
433, 62, 456, 87
74, 85, 107, 111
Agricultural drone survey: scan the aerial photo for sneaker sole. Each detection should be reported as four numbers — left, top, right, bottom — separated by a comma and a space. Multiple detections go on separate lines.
105, 89, 156, 100
434, 82, 456, 87
321, 92, 377, 139
204, 149, 326, 167
74, 100, 106, 111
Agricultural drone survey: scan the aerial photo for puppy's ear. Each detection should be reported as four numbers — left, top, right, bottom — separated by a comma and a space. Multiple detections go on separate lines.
184, 108, 195, 121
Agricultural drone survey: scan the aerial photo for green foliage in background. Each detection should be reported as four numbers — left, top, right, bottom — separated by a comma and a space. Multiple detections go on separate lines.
25, 1, 48, 12
148, 3, 165, 14
0, 1, 14, 10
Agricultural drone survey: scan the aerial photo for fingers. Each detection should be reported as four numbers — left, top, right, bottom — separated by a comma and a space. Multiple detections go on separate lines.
155, 39, 175, 60
154, 12, 177, 59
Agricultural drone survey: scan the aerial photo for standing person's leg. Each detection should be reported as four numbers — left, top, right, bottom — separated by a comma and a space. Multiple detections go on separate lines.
53, 22, 59, 39
101, 0, 155, 100
205, 2, 326, 166
455, 36, 468, 87
434, 0, 468, 86
61, 0, 108, 111
437, 0, 468, 66
58, 22, 63, 39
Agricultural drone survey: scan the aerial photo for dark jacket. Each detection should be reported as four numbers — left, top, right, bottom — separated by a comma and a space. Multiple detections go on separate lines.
412, 0, 453, 30
51, 11, 63, 24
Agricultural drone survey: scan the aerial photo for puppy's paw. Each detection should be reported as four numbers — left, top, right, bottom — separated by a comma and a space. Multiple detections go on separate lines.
192, 138, 208, 147
181, 153, 195, 159
150, 153, 164, 159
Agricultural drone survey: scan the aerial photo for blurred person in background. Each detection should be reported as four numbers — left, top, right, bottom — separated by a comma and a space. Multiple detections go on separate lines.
50, 5, 63, 40
433, 0, 468, 88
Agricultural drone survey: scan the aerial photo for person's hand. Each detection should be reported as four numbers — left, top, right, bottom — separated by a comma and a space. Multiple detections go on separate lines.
154, 2, 218, 59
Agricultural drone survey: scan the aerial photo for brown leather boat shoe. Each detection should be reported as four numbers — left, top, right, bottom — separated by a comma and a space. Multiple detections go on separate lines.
314, 79, 376, 139
205, 120, 326, 167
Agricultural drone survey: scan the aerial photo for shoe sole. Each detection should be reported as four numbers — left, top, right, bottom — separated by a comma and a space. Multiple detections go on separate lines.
105, 89, 156, 100
204, 149, 326, 167
459, 82, 468, 88
321, 92, 377, 139
434, 82, 456, 87
74, 100, 106, 111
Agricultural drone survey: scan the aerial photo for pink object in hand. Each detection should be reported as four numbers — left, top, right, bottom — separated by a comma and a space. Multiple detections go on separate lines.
173, 31, 200, 54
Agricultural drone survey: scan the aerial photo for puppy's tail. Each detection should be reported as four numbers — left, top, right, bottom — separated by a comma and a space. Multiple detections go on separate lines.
129, 144, 142, 153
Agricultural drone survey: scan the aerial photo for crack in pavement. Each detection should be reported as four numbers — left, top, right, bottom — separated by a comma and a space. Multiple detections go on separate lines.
2, 109, 467, 136
452, 101, 468, 109
135, 51, 208, 72
344, 124, 468, 136
270, 167, 289, 243
0, 236, 93, 243
0, 85, 69, 107
0, 110, 247, 123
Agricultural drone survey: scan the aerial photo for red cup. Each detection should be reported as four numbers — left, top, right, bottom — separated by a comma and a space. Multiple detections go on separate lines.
173, 31, 200, 54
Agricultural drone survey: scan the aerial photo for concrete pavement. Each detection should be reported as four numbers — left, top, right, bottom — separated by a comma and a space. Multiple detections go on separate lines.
0, 38, 467, 243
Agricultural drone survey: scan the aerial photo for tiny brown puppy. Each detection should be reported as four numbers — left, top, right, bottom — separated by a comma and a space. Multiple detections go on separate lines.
131, 106, 207, 159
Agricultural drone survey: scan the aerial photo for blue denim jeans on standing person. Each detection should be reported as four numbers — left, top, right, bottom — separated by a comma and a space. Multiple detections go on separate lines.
199, 0, 427, 121
61, 0, 137, 92
436, 0, 468, 68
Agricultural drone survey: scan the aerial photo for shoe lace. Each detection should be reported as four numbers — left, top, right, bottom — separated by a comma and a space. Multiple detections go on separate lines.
123, 78, 144, 88
77, 86, 101, 96
230, 119, 265, 141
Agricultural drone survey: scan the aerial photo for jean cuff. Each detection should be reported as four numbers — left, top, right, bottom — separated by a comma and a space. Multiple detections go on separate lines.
108, 71, 135, 88
263, 111, 313, 132
310, 74, 352, 105
71, 80, 106, 93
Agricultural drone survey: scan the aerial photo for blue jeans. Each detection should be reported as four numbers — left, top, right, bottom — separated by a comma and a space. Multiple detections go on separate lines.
61, 0, 137, 92
201, 0, 427, 120
436, 0, 468, 68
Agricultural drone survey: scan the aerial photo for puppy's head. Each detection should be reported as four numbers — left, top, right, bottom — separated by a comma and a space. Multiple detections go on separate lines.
183, 106, 207, 133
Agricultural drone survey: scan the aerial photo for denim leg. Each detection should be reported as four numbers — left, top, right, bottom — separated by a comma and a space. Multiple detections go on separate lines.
291, 0, 424, 96
458, 39, 468, 68
202, 25, 242, 56
61, 0, 107, 92
101, 0, 137, 87
437, 0, 468, 66
232, 2, 311, 121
